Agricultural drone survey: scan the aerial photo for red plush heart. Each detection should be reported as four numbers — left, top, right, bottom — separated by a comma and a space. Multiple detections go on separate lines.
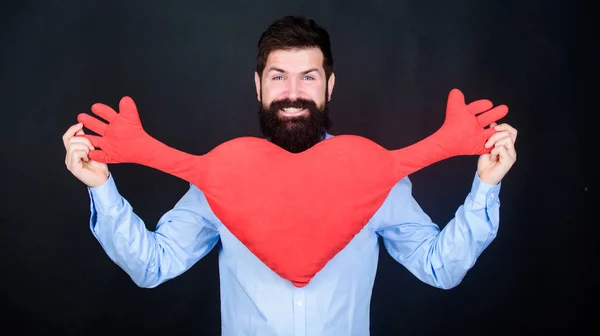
197, 135, 401, 287
77, 89, 507, 287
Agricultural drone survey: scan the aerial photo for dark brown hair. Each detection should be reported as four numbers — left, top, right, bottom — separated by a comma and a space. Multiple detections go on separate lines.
256, 16, 333, 80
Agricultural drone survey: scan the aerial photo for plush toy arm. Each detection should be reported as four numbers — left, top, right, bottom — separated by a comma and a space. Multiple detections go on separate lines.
392, 88, 508, 177
77, 96, 204, 186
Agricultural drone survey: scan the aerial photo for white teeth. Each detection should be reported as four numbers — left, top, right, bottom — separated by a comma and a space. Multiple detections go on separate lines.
282, 107, 302, 113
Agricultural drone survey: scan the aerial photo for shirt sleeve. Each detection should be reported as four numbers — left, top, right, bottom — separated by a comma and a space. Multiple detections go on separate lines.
374, 172, 501, 289
86, 173, 220, 288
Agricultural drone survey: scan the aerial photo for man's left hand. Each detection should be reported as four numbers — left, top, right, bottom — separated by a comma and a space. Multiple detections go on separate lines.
477, 123, 518, 185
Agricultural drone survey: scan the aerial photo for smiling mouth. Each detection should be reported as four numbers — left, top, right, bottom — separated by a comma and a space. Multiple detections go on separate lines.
279, 107, 308, 117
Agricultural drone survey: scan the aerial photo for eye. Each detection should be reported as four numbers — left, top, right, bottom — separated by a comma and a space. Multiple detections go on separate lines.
303, 75, 314, 80
272, 75, 284, 80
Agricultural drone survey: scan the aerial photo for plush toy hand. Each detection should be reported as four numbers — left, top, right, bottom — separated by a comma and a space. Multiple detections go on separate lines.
77, 97, 198, 182
434, 88, 509, 156
77, 96, 156, 163
391, 88, 509, 177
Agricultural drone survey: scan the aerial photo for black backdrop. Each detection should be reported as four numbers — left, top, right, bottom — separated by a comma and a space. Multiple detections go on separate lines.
1, 0, 590, 335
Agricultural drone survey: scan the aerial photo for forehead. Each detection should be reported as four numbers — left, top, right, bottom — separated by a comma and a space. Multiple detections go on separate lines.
265, 47, 324, 73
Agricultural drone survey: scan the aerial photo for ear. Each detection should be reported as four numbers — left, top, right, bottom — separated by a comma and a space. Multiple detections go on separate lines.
254, 71, 261, 102
327, 72, 336, 101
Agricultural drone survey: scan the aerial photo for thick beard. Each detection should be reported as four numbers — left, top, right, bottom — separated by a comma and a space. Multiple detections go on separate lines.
258, 94, 331, 153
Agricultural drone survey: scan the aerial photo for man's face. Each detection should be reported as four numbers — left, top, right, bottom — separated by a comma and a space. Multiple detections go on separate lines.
255, 47, 335, 153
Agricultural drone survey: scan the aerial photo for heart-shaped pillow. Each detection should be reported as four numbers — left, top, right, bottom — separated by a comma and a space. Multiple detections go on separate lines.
77, 88, 507, 287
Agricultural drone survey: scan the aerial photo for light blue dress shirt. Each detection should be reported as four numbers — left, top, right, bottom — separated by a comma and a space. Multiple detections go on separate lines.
85, 134, 501, 336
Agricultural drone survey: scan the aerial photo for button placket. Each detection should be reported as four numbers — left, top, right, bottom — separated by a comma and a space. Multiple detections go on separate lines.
293, 287, 306, 336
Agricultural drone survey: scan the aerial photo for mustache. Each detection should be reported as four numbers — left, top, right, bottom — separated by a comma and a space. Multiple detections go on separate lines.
269, 98, 319, 111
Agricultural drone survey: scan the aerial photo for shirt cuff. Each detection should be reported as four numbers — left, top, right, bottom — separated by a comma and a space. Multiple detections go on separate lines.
469, 172, 501, 209
88, 173, 122, 215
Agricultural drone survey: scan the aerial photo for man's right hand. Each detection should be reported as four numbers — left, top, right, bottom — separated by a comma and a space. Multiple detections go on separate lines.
63, 122, 109, 188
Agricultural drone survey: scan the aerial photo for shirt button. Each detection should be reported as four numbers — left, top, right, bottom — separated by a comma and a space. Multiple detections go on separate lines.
489, 193, 495, 199
296, 301, 303, 307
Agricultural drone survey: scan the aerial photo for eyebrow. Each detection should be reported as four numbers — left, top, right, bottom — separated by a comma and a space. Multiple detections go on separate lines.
267, 67, 320, 75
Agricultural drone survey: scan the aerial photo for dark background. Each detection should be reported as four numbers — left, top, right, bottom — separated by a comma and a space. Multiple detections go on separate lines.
1, 0, 591, 335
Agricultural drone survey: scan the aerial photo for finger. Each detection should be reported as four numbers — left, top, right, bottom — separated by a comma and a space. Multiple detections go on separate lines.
446, 88, 466, 114
62, 122, 84, 149
68, 148, 89, 170
77, 112, 108, 136
490, 146, 501, 162
90, 102, 118, 123
80, 134, 104, 149
484, 130, 511, 148
476, 104, 508, 127
481, 142, 494, 154
467, 99, 493, 115
483, 122, 497, 139
495, 137, 517, 160
494, 123, 518, 144
67, 142, 92, 157
119, 96, 141, 123
491, 136, 513, 152
496, 145, 515, 165
69, 134, 95, 150
484, 126, 498, 143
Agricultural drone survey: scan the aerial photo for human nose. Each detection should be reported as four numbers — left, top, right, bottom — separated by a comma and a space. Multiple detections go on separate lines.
285, 78, 300, 100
